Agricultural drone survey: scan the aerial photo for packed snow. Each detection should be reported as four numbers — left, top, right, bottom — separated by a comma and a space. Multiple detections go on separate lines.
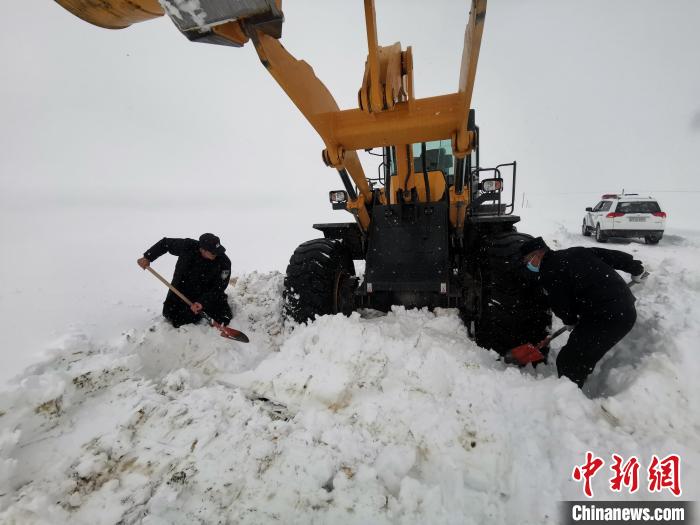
1, 207, 698, 524
159, 0, 208, 28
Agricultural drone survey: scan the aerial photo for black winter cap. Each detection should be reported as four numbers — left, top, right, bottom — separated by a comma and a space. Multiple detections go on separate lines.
199, 233, 226, 255
519, 236, 549, 257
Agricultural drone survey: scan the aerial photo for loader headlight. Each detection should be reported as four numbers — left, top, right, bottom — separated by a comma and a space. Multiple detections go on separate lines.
479, 178, 503, 192
329, 190, 348, 210
330, 190, 348, 204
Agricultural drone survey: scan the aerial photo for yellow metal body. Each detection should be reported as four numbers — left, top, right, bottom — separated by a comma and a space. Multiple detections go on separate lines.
54, 0, 163, 29
53, 0, 487, 233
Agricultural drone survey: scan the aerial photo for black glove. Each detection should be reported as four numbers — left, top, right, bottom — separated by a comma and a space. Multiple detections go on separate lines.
630, 260, 644, 278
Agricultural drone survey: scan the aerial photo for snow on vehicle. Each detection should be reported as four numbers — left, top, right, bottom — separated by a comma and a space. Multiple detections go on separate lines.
582, 193, 666, 244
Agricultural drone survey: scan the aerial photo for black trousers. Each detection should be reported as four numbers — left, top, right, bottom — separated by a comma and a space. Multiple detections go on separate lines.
556, 297, 637, 388
162, 293, 233, 328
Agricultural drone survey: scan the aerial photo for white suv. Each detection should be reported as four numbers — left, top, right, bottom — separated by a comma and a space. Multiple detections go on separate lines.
582, 194, 666, 244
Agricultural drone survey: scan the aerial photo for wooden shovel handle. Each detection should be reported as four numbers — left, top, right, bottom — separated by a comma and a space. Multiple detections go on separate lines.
146, 266, 193, 307
144, 265, 249, 343
537, 325, 570, 349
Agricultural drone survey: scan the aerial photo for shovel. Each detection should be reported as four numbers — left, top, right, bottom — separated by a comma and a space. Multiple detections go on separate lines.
504, 326, 569, 365
145, 266, 249, 343
504, 273, 648, 365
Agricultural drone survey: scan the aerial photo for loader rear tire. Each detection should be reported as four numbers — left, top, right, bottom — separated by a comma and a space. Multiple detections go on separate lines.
473, 232, 551, 355
283, 239, 356, 324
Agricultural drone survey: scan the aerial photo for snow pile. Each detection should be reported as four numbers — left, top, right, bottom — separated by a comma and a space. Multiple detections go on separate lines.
1, 230, 699, 524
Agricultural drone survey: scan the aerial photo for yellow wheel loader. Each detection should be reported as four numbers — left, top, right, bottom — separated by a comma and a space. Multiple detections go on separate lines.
54, 0, 551, 355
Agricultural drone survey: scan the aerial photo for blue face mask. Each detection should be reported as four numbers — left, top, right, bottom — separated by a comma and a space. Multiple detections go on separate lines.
526, 261, 540, 273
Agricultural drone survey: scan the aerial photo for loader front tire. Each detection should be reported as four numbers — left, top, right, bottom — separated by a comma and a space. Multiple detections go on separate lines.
472, 232, 551, 355
284, 239, 356, 324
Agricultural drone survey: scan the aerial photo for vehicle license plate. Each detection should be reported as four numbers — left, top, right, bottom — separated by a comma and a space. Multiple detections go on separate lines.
629, 217, 646, 222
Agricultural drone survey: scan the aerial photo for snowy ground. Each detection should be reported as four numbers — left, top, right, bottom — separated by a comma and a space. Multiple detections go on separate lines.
1, 202, 698, 524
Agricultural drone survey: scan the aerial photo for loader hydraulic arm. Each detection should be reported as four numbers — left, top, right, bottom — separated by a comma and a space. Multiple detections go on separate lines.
245, 30, 372, 230
53, 0, 487, 231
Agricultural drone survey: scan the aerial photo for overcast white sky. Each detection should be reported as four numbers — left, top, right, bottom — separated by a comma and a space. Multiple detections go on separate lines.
1, 0, 699, 241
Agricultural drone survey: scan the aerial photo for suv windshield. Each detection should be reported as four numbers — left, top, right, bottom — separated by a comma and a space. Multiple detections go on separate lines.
616, 201, 661, 213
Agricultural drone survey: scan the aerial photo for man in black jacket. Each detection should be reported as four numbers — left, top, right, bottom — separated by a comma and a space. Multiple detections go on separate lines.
137, 233, 233, 328
520, 237, 646, 388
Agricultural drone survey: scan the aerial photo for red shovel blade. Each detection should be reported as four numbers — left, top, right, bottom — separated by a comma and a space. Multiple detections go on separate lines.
212, 322, 249, 343
505, 343, 544, 365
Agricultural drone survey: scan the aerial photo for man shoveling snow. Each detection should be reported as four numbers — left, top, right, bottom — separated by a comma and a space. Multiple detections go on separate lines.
137, 233, 233, 328
519, 237, 647, 388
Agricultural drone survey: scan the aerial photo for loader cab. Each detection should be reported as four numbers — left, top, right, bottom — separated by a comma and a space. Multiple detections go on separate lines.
377, 132, 514, 217
412, 140, 453, 202
382, 140, 455, 180
380, 140, 455, 204
412, 140, 455, 182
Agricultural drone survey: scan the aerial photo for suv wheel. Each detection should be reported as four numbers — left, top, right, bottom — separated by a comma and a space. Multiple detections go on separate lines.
595, 224, 607, 243
582, 220, 591, 237
645, 235, 660, 245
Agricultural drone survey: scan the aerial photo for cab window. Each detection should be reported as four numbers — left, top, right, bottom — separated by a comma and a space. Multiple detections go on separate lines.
599, 201, 612, 212
412, 140, 454, 177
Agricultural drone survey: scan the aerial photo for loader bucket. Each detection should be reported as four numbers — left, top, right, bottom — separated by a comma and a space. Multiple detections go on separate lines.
164, 0, 284, 45
55, 0, 283, 47
54, 0, 165, 29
